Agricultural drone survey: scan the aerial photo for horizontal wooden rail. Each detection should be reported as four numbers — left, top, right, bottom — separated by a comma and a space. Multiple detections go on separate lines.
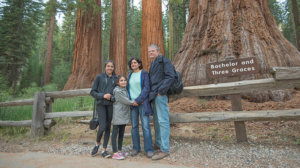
169, 109, 300, 123
44, 111, 92, 119
0, 119, 55, 128
45, 89, 90, 99
0, 99, 34, 107
41, 108, 300, 122
271, 67, 300, 80
0, 120, 32, 127
175, 78, 300, 98
0, 97, 52, 107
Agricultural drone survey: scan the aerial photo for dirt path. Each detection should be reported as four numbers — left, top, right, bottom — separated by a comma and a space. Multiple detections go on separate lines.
0, 152, 192, 168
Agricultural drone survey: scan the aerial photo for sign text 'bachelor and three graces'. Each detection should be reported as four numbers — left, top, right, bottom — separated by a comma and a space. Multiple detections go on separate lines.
206, 57, 259, 79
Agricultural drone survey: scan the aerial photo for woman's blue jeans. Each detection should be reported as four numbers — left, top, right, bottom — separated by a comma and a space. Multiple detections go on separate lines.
131, 104, 154, 153
153, 95, 170, 154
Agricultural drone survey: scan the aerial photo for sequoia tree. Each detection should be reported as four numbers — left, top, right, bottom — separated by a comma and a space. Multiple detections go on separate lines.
64, 0, 102, 90
173, 0, 300, 87
109, 0, 127, 76
141, 0, 165, 70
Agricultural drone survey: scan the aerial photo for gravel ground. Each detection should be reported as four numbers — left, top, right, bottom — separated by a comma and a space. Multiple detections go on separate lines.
44, 137, 300, 168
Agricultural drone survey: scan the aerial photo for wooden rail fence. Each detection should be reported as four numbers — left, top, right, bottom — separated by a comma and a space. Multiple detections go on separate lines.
0, 67, 300, 142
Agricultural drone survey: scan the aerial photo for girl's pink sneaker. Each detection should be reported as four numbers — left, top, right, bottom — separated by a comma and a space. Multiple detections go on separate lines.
112, 153, 125, 160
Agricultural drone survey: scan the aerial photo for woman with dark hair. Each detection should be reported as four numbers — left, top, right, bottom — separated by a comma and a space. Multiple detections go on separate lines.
90, 60, 117, 158
127, 58, 154, 158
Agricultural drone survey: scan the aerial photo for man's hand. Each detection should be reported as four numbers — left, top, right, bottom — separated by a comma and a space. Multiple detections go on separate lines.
104, 94, 111, 100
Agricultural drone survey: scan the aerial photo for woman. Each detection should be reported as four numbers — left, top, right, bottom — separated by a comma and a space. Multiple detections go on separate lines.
90, 60, 117, 158
127, 58, 154, 158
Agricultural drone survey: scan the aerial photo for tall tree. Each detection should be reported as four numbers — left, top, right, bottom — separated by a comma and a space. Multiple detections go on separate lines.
64, 0, 102, 90
109, 0, 127, 76
49, 0, 76, 89
291, 0, 300, 50
173, 0, 188, 54
127, 0, 142, 60
45, 0, 57, 84
101, 0, 111, 62
168, 2, 174, 61
0, 0, 43, 93
167, 0, 188, 61
141, 0, 165, 70
268, 0, 285, 26
173, 0, 300, 86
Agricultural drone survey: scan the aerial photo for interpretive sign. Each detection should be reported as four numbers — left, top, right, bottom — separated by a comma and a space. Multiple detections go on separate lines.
206, 57, 259, 79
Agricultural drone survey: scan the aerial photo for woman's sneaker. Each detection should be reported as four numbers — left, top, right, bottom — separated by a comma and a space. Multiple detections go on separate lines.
101, 151, 111, 158
112, 153, 125, 160
91, 145, 99, 157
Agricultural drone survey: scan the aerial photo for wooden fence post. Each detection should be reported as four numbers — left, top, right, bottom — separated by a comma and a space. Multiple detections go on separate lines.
46, 98, 53, 113
44, 98, 56, 131
225, 56, 247, 142
31, 92, 46, 137
231, 94, 248, 142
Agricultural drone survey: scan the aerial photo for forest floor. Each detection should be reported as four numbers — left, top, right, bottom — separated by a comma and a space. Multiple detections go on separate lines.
0, 90, 300, 168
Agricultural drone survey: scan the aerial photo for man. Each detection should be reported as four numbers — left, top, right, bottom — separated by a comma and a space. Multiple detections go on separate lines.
148, 44, 175, 160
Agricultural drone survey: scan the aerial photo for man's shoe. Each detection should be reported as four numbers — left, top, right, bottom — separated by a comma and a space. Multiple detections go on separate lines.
101, 151, 111, 158
130, 150, 139, 156
146, 151, 154, 158
91, 145, 99, 157
152, 151, 169, 160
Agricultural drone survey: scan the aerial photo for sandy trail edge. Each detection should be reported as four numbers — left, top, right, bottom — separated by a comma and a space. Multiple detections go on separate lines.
0, 152, 193, 168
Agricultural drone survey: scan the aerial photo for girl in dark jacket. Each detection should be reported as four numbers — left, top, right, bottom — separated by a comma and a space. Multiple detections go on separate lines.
90, 60, 117, 158
127, 58, 154, 158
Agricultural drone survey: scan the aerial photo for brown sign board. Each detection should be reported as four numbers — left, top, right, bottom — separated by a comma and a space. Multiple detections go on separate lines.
206, 57, 259, 79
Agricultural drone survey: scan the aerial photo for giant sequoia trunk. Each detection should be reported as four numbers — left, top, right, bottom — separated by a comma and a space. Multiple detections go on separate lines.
64, 0, 102, 90
109, 0, 127, 76
174, 0, 300, 87
141, 0, 165, 70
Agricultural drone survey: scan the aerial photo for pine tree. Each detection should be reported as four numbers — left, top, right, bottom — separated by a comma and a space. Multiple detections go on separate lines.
0, 0, 43, 94
127, 1, 142, 60
102, 0, 111, 62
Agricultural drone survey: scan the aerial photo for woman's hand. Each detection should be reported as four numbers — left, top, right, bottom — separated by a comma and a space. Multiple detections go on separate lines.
133, 101, 139, 106
104, 94, 111, 100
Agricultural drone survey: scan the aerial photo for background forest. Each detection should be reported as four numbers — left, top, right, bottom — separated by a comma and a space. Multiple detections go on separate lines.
0, 0, 299, 100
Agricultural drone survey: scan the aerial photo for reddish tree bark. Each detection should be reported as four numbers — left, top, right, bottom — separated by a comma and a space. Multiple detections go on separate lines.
64, 0, 102, 90
109, 0, 127, 76
45, 5, 55, 84
141, 0, 165, 70
173, 0, 300, 87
